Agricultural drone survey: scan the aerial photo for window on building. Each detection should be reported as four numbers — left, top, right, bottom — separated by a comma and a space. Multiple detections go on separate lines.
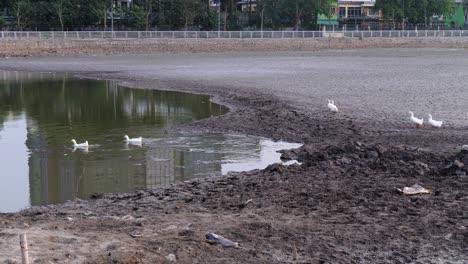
339, 7, 346, 18
368, 8, 378, 16
348, 7, 361, 18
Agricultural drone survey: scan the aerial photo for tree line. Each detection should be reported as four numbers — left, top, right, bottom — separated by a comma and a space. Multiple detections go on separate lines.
0, 0, 465, 31
0, 0, 338, 31
374, 0, 466, 28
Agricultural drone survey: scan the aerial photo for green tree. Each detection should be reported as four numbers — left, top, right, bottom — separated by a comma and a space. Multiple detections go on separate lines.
51, 0, 67, 31
160, 0, 184, 29
180, 0, 203, 29
131, 0, 156, 31
464, 0, 468, 23
375, 0, 453, 27
194, 2, 217, 30
12, 0, 32, 30
126, 4, 146, 30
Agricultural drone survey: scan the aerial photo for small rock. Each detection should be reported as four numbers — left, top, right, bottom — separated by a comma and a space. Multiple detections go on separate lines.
121, 215, 135, 221
366, 151, 379, 160
264, 163, 285, 174
454, 160, 465, 168
206, 232, 239, 248
374, 145, 387, 155
413, 161, 429, 170
166, 253, 176, 262
337, 157, 352, 165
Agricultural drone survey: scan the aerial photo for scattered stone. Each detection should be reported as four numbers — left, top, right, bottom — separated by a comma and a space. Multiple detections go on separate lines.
130, 231, 143, 238
397, 184, 431, 195
121, 215, 135, 221
206, 232, 239, 248
264, 163, 285, 174
166, 253, 176, 262
441, 159, 466, 176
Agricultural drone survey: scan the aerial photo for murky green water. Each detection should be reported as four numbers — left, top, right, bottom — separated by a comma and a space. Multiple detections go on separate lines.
0, 71, 302, 212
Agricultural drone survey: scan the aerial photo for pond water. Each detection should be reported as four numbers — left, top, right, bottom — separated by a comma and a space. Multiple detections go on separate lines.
0, 71, 302, 212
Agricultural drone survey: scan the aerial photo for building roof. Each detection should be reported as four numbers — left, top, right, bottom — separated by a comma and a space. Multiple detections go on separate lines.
338, 0, 375, 5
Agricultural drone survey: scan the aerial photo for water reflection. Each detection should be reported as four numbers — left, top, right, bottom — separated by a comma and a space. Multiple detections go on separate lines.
0, 71, 301, 212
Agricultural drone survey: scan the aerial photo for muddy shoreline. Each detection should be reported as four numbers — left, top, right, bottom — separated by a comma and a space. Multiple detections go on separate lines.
1, 49, 468, 263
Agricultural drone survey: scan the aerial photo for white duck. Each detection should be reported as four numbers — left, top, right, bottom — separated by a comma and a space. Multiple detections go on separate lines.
428, 114, 443, 128
71, 139, 89, 148
124, 135, 142, 143
409, 111, 423, 128
327, 99, 338, 113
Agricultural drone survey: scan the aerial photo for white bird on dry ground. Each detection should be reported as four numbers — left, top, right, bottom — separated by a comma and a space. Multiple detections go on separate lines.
71, 139, 88, 148
462, 145, 468, 151
327, 99, 338, 113
427, 114, 443, 128
124, 135, 142, 143
409, 111, 423, 128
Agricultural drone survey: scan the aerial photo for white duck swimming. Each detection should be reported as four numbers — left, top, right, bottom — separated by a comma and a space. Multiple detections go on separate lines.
71, 139, 89, 148
428, 114, 443, 128
124, 135, 142, 143
409, 111, 423, 128
327, 99, 338, 113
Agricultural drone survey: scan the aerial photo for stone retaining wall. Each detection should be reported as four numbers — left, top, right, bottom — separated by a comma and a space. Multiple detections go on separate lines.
1, 37, 468, 57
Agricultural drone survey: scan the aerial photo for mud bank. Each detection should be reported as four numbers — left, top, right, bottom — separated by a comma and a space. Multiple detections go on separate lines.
1, 37, 468, 57
0, 49, 468, 263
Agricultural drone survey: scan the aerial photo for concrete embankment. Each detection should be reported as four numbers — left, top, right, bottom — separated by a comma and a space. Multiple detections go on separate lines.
1, 37, 468, 56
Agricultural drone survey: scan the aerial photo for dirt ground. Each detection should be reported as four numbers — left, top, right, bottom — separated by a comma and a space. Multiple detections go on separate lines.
1, 49, 468, 263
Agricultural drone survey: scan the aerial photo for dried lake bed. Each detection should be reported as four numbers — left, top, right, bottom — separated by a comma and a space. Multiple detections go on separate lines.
0, 49, 467, 263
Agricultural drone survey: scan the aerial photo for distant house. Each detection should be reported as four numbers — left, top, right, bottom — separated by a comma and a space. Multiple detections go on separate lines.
116, 0, 132, 9
338, 0, 383, 30
237, 0, 257, 12
209, 0, 221, 12
318, 1, 339, 29
445, 0, 464, 28
108, 0, 132, 22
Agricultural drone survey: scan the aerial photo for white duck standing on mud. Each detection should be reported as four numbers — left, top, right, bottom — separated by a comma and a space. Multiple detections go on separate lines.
327, 99, 338, 113
427, 114, 443, 128
71, 139, 89, 148
124, 135, 143, 143
409, 112, 423, 128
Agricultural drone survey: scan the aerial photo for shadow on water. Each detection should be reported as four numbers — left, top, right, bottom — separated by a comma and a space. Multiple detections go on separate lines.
0, 71, 301, 212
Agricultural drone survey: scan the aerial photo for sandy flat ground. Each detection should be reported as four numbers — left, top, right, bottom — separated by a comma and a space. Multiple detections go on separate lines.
0, 49, 467, 263
1, 49, 468, 126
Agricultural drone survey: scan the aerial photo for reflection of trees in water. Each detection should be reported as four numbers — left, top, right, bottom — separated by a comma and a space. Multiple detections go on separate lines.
0, 71, 230, 208
0, 71, 228, 144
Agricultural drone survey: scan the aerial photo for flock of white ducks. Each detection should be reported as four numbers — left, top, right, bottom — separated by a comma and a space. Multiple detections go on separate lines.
71, 135, 142, 149
327, 100, 444, 128
71, 100, 451, 149
409, 112, 443, 128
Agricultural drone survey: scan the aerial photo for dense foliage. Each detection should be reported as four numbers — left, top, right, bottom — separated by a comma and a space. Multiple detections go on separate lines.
0, 0, 338, 31
0, 0, 463, 31
374, 0, 454, 26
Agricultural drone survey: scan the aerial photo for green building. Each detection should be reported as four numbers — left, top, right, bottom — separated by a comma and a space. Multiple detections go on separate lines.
445, 0, 465, 28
